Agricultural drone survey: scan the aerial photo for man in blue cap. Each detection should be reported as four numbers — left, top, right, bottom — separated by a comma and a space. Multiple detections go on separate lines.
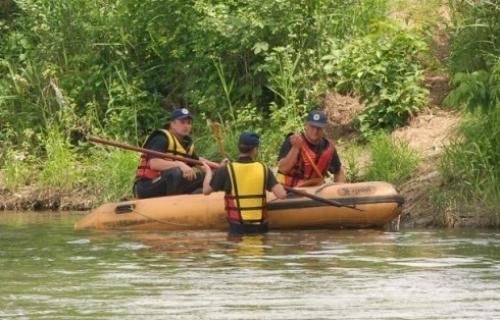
201, 132, 287, 234
277, 110, 346, 187
134, 108, 219, 198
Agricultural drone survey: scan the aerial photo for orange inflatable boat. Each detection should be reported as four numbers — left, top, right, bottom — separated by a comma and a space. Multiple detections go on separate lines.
75, 181, 403, 231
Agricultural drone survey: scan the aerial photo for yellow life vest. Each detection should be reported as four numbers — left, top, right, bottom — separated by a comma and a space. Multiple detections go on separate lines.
162, 129, 194, 157
225, 161, 268, 224
135, 129, 195, 181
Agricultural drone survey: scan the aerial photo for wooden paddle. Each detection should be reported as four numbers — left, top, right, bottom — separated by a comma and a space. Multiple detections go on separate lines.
209, 121, 230, 159
87, 135, 220, 170
207, 130, 361, 211
300, 144, 325, 181
283, 185, 362, 211
89, 135, 361, 210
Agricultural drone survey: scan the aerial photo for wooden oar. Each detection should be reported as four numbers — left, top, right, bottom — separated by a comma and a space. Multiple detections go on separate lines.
210, 121, 229, 159
283, 185, 362, 211
87, 135, 220, 170
89, 135, 359, 209
301, 144, 325, 181
206, 128, 361, 211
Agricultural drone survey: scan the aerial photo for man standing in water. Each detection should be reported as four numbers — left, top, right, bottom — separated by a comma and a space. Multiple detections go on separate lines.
277, 110, 346, 187
134, 108, 218, 198
201, 132, 287, 234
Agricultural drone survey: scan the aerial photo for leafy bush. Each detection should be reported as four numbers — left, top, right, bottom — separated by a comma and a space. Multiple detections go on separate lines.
445, 55, 500, 114
448, 0, 500, 74
323, 23, 428, 136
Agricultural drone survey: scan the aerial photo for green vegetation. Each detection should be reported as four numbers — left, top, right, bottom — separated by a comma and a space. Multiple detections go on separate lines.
437, 0, 500, 221
0, 0, 420, 202
324, 23, 428, 136
340, 134, 420, 185
437, 107, 500, 219
1, 0, 497, 217
364, 132, 420, 184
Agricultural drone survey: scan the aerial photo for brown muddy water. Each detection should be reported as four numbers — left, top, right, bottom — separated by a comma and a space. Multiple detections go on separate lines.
1, 212, 499, 319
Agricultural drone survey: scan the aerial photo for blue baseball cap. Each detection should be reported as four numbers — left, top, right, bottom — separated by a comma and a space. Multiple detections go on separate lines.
170, 108, 193, 121
239, 131, 260, 147
306, 110, 327, 128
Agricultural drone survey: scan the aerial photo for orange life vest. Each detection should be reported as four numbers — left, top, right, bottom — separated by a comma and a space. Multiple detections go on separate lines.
224, 161, 268, 225
135, 129, 195, 181
277, 134, 334, 187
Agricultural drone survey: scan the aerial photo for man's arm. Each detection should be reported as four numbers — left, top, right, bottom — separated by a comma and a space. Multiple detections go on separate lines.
201, 162, 214, 195
149, 158, 196, 181
266, 168, 287, 199
334, 168, 346, 183
149, 158, 186, 171
271, 183, 287, 199
202, 163, 228, 195
277, 134, 303, 174
145, 133, 197, 181
328, 149, 346, 183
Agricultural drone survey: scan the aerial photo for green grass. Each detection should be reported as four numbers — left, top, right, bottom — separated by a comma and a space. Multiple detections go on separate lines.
1, 148, 33, 192
364, 131, 420, 184
438, 108, 500, 209
83, 147, 138, 202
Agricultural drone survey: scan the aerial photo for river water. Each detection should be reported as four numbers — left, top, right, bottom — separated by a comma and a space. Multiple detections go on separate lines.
1, 212, 499, 319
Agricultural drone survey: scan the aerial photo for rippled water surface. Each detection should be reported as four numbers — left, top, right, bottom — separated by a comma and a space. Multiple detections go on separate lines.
1, 212, 499, 319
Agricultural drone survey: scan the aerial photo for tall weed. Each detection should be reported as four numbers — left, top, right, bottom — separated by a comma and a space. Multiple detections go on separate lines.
442, 0, 500, 215
1, 148, 34, 192
439, 108, 500, 206
83, 147, 138, 202
364, 131, 419, 184
38, 129, 82, 191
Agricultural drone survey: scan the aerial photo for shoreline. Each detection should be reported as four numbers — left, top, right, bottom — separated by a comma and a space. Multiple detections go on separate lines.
1, 182, 498, 229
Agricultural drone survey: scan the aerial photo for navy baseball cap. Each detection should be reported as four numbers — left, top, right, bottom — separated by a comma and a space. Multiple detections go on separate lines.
238, 131, 260, 147
170, 108, 193, 121
306, 110, 327, 128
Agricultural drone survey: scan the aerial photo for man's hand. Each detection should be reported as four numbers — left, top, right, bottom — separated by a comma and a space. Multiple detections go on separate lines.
177, 161, 196, 181
199, 160, 211, 173
289, 133, 304, 149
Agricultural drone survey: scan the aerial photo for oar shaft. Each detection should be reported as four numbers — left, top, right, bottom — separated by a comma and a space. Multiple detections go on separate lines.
210, 121, 229, 159
87, 136, 220, 170
283, 185, 362, 211
301, 145, 324, 180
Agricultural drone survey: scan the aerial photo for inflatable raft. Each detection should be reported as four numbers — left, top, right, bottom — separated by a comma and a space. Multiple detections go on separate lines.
75, 181, 404, 231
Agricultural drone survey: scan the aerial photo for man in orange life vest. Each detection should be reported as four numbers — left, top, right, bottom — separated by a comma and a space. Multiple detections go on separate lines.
201, 132, 287, 234
277, 110, 346, 187
134, 108, 218, 199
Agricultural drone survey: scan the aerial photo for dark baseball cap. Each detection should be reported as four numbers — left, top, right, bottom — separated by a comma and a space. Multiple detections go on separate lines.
238, 131, 260, 147
170, 108, 193, 121
306, 110, 327, 128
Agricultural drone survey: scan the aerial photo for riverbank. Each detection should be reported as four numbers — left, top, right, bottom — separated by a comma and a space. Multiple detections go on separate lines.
0, 104, 495, 228
1, 1, 498, 228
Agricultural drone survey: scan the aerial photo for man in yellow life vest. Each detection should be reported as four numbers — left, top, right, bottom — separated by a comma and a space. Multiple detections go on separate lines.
277, 110, 346, 187
134, 108, 218, 199
201, 132, 287, 234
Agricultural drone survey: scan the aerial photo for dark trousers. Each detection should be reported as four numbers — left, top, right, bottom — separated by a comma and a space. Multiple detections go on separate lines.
134, 167, 204, 199
228, 222, 268, 235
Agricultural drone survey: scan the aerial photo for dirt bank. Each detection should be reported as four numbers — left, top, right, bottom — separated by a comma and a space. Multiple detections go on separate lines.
0, 175, 97, 211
